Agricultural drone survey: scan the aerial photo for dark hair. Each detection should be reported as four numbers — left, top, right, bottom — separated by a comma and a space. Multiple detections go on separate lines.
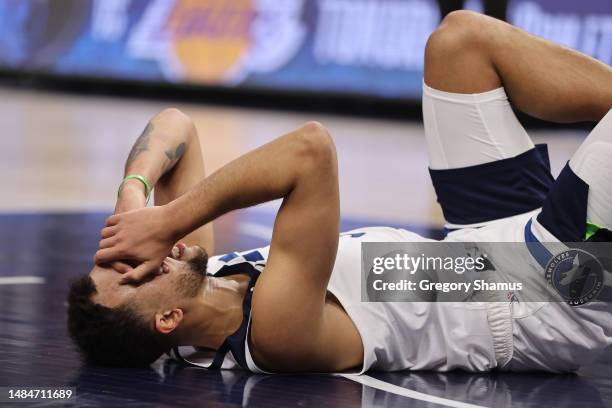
67, 275, 168, 367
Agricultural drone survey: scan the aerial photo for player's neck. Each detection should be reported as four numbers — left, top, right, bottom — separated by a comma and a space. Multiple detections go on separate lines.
176, 274, 251, 350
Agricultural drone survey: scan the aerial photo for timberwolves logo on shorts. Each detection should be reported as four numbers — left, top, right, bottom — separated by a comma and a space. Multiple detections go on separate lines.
545, 249, 604, 306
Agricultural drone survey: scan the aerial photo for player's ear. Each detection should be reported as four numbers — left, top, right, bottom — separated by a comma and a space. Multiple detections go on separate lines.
154, 309, 183, 334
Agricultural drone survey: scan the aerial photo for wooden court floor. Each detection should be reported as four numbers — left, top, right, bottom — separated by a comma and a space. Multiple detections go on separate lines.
2, 86, 611, 407
0, 86, 584, 224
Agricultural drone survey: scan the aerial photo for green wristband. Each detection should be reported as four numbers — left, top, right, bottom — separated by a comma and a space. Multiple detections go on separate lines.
118, 174, 153, 204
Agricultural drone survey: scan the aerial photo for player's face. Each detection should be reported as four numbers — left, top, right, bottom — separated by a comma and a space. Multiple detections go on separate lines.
90, 245, 209, 313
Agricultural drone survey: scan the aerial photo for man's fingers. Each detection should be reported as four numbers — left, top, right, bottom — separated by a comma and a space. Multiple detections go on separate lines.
98, 237, 117, 249
105, 214, 120, 227
94, 248, 121, 265
100, 226, 117, 239
119, 262, 158, 285
110, 261, 133, 274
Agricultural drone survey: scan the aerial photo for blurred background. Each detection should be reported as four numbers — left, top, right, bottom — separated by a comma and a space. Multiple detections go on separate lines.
0, 0, 610, 108
1, 2, 612, 406
1, 0, 610, 226
1, 0, 610, 228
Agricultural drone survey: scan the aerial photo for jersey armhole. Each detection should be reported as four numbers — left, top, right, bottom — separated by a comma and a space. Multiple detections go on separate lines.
244, 316, 273, 374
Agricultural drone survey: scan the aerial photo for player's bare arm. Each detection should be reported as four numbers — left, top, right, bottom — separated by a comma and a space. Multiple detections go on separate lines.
95, 121, 364, 372
112, 108, 214, 256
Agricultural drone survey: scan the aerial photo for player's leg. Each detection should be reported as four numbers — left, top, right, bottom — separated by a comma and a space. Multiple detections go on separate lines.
426, 10, 611, 123
569, 112, 612, 233
422, 30, 535, 171
423, 11, 611, 230
153, 117, 214, 254
515, 113, 612, 373
422, 13, 612, 240
535, 110, 612, 242
423, 12, 548, 228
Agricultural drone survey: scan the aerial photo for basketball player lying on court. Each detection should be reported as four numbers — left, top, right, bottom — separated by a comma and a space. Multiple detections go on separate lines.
68, 11, 612, 373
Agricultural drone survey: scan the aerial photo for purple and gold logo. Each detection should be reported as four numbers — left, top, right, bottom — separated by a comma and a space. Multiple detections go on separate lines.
128, 0, 306, 85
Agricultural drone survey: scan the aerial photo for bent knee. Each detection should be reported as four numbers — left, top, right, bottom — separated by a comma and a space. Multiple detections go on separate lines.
440, 10, 486, 31
426, 11, 490, 60
425, 11, 503, 91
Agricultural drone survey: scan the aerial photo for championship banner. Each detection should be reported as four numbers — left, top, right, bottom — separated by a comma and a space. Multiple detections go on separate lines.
0, 0, 610, 100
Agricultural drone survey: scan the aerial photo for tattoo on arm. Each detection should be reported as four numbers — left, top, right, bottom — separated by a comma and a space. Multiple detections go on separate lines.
125, 123, 154, 172
162, 142, 187, 174
125, 121, 187, 176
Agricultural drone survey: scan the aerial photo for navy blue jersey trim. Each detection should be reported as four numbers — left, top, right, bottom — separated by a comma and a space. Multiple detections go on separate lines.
524, 219, 612, 302
524, 219, 552, 269
429, 144, 554, 225
173, 262, 261, 370
216, 268, 259, 370
536, 163, 589, 242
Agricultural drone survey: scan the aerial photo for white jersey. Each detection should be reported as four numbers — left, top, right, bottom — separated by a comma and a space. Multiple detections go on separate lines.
305, 225, 508, 373
186, 225, 509, 373
171, 211, 612, 373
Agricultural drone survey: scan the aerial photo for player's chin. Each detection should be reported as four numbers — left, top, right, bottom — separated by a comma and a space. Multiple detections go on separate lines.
176, 267, 206, 298
186, 250, 209, 277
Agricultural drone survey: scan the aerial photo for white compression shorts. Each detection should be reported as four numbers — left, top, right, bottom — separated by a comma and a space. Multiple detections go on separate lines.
423, 81, 612, 233
422, 81, 534, 171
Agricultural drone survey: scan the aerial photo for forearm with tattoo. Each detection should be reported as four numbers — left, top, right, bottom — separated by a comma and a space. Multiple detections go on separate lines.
121, 109, 192, 193
124, 123, 154, 173
162, 142, 187, 174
